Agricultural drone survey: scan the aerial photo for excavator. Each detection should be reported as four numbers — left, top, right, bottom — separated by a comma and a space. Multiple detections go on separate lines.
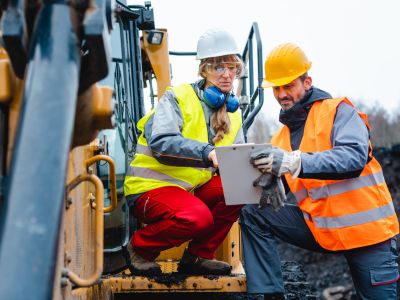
0, 0, 311, 299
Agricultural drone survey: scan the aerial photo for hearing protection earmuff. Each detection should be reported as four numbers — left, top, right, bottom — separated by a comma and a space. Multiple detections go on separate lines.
203, 86, 239, 113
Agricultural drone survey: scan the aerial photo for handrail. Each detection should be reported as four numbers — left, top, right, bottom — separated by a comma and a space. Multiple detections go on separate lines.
64, 174, 104, 287
169, 51, 197, 56
241, 22, 264, 139
85, 155, 117, 213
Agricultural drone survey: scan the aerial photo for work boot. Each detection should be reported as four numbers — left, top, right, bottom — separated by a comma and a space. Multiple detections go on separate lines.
264, 292, 285, 300
177, 249, 231, 275
126, 242, 161, 276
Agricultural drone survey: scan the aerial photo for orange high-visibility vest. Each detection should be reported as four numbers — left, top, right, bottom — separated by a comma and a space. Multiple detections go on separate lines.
271, 98, 399, 250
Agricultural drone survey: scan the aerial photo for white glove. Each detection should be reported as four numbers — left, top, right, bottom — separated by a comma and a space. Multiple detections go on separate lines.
250, 147, 302, 178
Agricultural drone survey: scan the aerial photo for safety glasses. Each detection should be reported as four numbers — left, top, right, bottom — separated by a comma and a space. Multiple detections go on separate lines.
207, 62, 240, 75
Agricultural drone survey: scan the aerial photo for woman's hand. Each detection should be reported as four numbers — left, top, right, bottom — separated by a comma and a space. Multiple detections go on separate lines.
208, 149, 218, 168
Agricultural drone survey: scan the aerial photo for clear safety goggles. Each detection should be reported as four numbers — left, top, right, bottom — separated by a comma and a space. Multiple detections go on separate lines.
207, 62, 240, 75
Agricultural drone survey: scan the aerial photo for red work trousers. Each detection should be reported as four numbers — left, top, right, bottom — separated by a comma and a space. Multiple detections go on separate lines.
130, 176, 243, 261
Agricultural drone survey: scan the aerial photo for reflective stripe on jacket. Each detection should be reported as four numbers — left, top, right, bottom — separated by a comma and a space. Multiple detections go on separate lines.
272, 98, 399, 250
124, 83, 242, 195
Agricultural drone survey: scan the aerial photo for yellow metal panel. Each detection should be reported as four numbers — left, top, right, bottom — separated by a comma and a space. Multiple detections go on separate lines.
0, 58, 13, 102
72, 84, 114, 148
0, 48, 9, 60
71, 283, 113, 300
57, 143, 101, 296
142, 29, 171, 99
103, 260, 246, 294
156, 242, 188, 260
105, 273, 246, 293
160, 260, 178, 273
216, 221, 243, 273
6, 75, 24, 172
92, 85, 114, 128
156, 220, 243, 270
65, 173, 104, 287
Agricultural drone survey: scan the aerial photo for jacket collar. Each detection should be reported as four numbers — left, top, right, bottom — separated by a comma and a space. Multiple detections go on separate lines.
279, 87, 332, 130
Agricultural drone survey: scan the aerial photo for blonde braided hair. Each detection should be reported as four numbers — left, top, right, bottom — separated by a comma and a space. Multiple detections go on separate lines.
198, 55, 244, 143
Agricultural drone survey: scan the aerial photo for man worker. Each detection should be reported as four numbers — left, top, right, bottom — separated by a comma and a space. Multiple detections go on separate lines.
240, 42, 399, 300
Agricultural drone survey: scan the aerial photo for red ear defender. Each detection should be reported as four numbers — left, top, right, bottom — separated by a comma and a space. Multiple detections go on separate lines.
203, 86, 239, 113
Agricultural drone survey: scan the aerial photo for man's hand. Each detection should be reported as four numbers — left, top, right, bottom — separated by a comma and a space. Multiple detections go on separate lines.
208, 149, 218, 168
253, 173, 286, 210
250, 147, 302, 178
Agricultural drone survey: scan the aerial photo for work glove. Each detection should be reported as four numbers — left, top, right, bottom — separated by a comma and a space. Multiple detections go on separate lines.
252, 173, 286, 210
250, 147, 302, 178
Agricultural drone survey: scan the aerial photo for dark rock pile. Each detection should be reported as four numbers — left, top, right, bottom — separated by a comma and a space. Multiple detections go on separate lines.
277, 145, 400, 299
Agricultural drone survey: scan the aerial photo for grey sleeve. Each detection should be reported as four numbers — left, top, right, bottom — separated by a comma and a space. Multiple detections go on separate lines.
233, 127, 245, 144
300, 102, 369, 179
144, 90, 214, 168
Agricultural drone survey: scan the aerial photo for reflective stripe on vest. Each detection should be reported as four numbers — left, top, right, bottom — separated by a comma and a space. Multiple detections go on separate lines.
293, 171, 385, 203
131, 144, 216, 174
313, 202, 395, 229
135, 143, 153, 157
272, 97, 398, 250
126, 166, 194, 190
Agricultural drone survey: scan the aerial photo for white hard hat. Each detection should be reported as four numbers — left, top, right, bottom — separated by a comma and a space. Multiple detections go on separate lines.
196, 28, 240, 60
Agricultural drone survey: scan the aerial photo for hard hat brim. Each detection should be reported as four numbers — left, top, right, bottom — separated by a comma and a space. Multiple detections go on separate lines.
262, 73, 304, 88
196, 51, 241, 60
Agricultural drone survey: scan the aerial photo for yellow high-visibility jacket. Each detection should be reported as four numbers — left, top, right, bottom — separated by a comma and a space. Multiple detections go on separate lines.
125, 83, 242, 195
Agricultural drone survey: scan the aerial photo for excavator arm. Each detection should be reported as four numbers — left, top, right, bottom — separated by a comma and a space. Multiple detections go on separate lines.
0, 0, 113, 298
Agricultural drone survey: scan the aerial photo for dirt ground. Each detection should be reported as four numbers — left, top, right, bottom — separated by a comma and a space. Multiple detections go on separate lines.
276, 145, 400, 299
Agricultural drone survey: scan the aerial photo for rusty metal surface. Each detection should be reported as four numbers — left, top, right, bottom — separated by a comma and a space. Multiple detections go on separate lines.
102, 263, 246, 294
